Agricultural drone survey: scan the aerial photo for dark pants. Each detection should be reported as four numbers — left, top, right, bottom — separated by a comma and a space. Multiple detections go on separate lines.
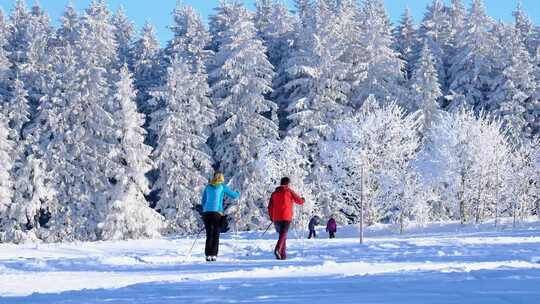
274, 221, 290, 259
308, 229, 316, 239
329, 231, 335, 239
203, 212, 222, 257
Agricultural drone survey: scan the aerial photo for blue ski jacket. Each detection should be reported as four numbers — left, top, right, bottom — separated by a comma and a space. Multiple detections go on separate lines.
201, 183, 240, 213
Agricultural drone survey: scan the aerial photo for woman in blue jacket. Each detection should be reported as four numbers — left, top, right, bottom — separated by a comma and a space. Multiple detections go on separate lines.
201, 171, 240, 262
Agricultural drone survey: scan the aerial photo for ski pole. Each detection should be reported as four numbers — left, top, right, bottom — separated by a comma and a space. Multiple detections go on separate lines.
261, 222, 273, 238
185, 227, 205, 261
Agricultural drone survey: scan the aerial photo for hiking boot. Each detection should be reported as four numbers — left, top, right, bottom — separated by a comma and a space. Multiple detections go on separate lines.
210, 256, 217, 262
274, 249, 282, 260
206, 256, 212, 262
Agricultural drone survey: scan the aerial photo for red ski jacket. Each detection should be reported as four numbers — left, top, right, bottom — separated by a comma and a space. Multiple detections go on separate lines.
268, 186, 304, 222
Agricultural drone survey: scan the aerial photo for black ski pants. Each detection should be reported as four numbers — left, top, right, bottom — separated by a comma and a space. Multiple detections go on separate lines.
203, 212, 222, 257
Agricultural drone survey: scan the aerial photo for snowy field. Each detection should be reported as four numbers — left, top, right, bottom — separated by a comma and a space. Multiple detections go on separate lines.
1, 219, 540, 304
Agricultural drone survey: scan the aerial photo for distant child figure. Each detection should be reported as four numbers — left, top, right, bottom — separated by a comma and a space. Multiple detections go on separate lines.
308, 215, 320, 239
326, 217, 337, 239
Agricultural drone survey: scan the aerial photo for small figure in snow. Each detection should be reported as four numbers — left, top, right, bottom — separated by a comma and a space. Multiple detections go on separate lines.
267, 177, 304, 260
201, 171, 240, 262
308, 215, 320, 239
326, 216, 337, 239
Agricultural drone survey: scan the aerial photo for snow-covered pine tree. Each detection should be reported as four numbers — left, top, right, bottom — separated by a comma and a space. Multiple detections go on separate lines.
101, 66, 163, 240
0, 114, 14, 241
410, 41, 442, 132
393, 8, 418, 80
0, 10, 10, 88
447, 0, 496, 112
131, 22, 161, 113
3, 77, 30, 141
255, 0, 295, 84
54, 3, 79, 48
112, 7, 135, 67
166, 3, 211, 70
488, 24, 537, 145
352, 0, 404, 106
513, 2, 536, 56
7, 0, 53, 109
417, 0, 452, 93
150, 57, 214, 234
209, 2, 278, 230
285, 0, 352, 145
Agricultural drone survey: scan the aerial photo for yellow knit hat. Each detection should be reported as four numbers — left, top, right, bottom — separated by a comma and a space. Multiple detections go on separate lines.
210, 172, 225, 185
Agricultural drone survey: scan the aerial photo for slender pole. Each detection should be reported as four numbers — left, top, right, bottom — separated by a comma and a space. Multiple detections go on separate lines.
360, 165, 364, 244
185, 227, 204, 262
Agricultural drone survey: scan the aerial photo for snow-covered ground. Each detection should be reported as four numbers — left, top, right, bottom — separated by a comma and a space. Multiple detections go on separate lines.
1, 218, 540, 303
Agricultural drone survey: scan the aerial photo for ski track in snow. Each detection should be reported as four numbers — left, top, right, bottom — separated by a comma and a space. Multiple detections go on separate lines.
1, 219, 540, 303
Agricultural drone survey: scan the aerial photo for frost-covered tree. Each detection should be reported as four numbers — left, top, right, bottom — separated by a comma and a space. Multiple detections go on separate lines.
101, 66, 163, 240
150, 58, 214, 234
410, 42, 442, 131
448, 0, 496, 111
112, 7, 135, 67
489, 24, 537, 145
393, 8, 418, 80
131, 22, 161, 113
504, 139, 540, 225
210, 2, 278, 229
428, 109, 510, 224
352, 0, 404, 105
320, 101, 422, 228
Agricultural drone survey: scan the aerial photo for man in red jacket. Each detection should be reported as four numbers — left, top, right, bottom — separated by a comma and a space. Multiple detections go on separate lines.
267, 177, 304, 260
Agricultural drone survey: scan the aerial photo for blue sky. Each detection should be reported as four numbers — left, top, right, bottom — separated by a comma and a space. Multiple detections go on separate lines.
0, 0, 536, 45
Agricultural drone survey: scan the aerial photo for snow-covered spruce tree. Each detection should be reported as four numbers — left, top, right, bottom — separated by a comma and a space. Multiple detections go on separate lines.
0, 10, 10, 88
54, 3, 79, 48
131, 22, 161, 114
254, 0, 295, 68
393, 8, 418, 80
352, 0, 404, 106
256, 0, 295, 112
3, 77, 30, 141
165, 3, 211, 70
31, 0, 125, 241
320, 100, 424, 229
7, 0, 53, 108
112, 7, 135, 67
150, 57, 214, 234
209, 2, 279, 230
488, 24, 537, 145
417, 0, 452, 92
429, 109, 510, 224
0, 114, 14, 242
409, 42, 442, 132
101, 66, 163, 240
279, 0, 355, 215
447, 0, 496, 111
285, 0, 352, 145
513, 2, 536, 56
